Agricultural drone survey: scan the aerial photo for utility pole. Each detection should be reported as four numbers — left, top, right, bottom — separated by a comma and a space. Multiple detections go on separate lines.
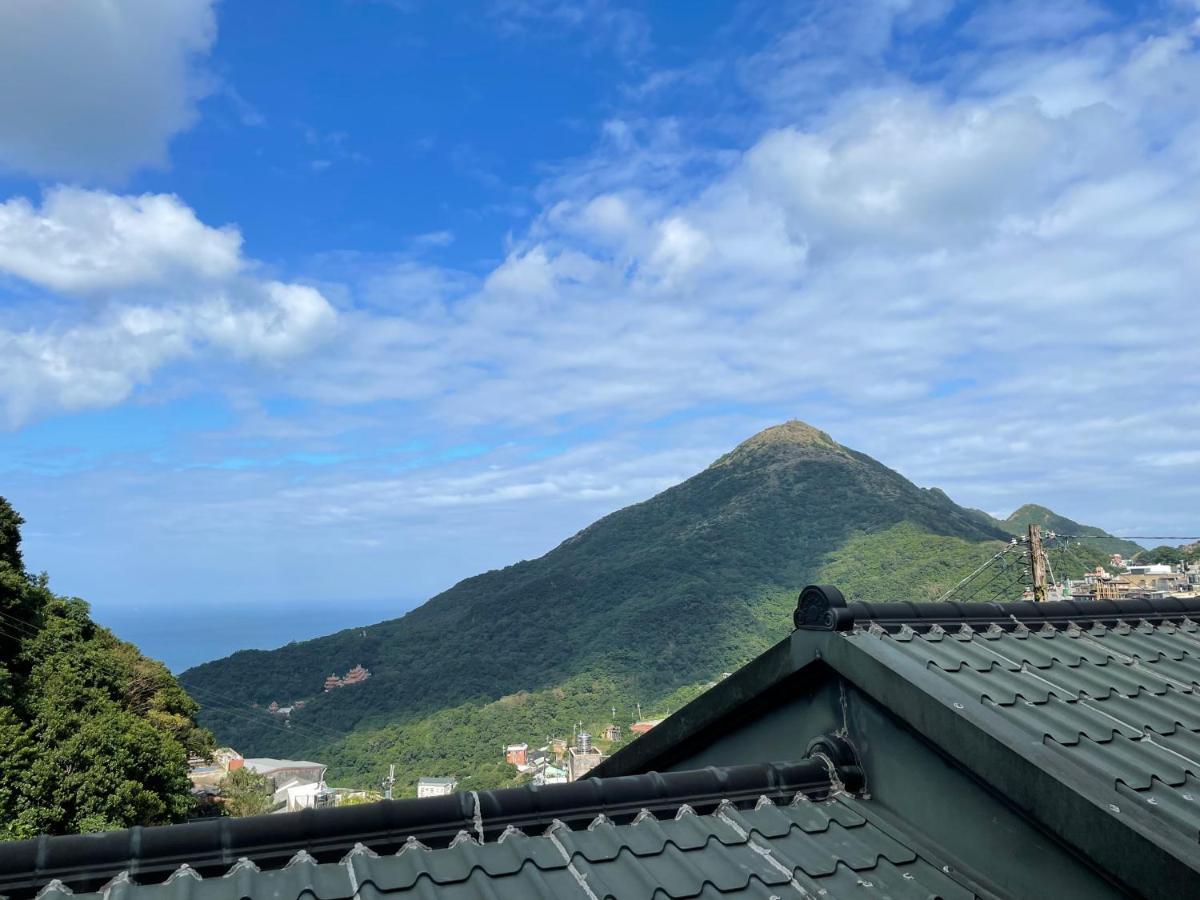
382, 764, 395, 800
1028, 524, 1047, 603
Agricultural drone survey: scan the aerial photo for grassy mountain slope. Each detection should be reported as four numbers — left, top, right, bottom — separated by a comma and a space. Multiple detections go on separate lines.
180, 422, 1107, 793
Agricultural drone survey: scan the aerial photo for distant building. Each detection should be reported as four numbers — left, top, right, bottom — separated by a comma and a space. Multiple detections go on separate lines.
602, 724, 622, 742
284, 782, 333, 813
325, 665, 371, 691
505, 742, 529, 766
567, 746, 605, 782
630, 719, 663, 736
242, 758, 327, 790
213, 748, 244, 772
1128, 564, 1173, 576
417, 777, 458, 798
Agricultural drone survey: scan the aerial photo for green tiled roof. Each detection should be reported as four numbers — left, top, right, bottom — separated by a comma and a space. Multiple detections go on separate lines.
39, 795, 979, 900
849, 618, 1200, 845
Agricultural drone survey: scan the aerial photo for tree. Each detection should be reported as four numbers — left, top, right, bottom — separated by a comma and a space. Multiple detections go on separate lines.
219, 768, 272, 817
0, 495, 212, 840
1137, 547, 1185, 566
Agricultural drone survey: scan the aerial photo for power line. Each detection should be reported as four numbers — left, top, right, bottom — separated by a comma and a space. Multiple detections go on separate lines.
182, 683, 348, 743
935, 541, 1021, 603
181, 689, 343, 746
178, 679, 350, 740
1053, 535, 1200, 541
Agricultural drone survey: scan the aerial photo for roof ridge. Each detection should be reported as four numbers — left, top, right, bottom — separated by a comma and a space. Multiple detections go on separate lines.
794, 585, 1200, 633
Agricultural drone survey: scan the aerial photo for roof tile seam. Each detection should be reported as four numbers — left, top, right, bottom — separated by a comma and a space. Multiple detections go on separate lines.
711, 804, 820, 896
544, 824, 602, 900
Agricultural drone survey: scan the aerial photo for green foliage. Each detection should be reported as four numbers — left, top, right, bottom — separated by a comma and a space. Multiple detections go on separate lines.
0, 496, 212, 840
1133, 544, 1199, 566
338, 792, 382, 806
816, 523, 1007, 602
219, 767, 271, 817
998, 504, 1143, 558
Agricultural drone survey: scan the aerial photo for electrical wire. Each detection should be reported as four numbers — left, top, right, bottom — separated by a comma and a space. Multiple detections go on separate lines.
935, 542, 1021, 603
1052, 535, 1200, 541
182, 682, 348, 742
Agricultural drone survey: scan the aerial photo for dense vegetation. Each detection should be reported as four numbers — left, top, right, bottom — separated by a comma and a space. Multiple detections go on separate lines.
0, 498, 211, 838
1134, 543, 1200, 566
986, 503, 1143, 558
186, 421, 1129, 794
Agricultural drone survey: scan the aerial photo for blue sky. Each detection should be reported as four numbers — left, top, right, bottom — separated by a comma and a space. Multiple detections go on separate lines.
2, 0, 1198, 669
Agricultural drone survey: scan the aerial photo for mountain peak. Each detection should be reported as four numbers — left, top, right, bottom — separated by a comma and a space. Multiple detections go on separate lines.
1007, 503, 1052, 520
711, 420, 842, 468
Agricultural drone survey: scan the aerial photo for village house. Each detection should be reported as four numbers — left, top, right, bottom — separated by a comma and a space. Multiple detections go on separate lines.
416, 777, 458, 798
503, 742, 528, 767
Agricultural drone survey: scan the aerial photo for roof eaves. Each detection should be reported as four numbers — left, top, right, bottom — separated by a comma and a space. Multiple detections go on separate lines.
591, 631, 830, 779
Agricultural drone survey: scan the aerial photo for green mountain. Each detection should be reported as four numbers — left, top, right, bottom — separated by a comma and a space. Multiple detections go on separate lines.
0, 498, 212, 839
179, 422, 1111, 794
996, 503, 1142, 558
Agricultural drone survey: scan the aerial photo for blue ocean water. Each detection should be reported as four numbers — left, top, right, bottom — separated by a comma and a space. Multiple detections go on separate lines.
94, 599, 417, 672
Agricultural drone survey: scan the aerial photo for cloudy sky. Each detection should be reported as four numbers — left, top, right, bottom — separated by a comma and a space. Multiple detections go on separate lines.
2, 0, 1198, 667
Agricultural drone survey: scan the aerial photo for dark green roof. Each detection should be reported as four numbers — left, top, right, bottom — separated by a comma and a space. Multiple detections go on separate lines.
849, 618, 1200, 845
596, 589, 1200, 898
38, 794, 979, 900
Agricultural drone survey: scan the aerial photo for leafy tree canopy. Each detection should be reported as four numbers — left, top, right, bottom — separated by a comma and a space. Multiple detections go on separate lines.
219, 768, 272, 818
0, 496, 212, 840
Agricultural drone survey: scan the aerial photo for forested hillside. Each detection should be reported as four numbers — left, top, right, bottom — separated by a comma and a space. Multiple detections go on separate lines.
0, 499, 211, 839
181, 422, 1114, 793
996, 503, 1142, 558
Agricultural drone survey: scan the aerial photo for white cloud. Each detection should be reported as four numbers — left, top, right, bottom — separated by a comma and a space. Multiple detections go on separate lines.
0, 188, 242, 293
258, 7, 1199, 542
961, 0, 1112, 47
7, 1, 1200, 582
0, 189, 336, 426
0, 0, 217, 181
489, 0, 650, 61
193, 283, 338, 361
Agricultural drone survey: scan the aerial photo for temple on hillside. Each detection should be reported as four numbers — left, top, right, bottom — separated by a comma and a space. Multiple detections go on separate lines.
323, 664, 371, 692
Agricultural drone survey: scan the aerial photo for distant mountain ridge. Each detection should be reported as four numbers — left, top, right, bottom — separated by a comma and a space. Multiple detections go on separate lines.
181, 422, 1116, 793
966, 502, 1142, 558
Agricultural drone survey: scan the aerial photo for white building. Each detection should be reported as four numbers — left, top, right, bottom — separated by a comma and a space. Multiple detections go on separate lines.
416, 776, 458, 798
